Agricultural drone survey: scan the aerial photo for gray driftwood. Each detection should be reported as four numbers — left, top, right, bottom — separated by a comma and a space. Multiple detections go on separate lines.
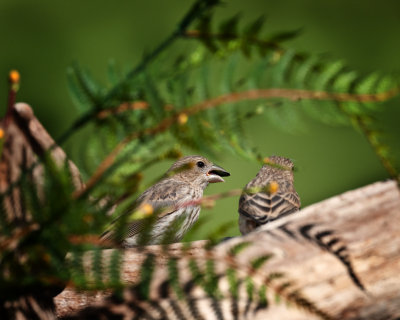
56, 179, 400, 319
2, 103, 399, 319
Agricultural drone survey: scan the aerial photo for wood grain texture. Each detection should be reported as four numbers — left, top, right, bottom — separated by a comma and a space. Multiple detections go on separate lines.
56, 180, 400, 319
4, 103, 399, 319
0, 103, 84, 320
0, 103, 83, 222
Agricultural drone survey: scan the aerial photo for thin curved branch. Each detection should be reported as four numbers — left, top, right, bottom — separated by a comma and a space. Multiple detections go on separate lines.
75, 87, 400, 198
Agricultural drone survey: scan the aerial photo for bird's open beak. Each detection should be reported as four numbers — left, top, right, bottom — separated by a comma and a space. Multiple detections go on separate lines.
207, 164, 230, 183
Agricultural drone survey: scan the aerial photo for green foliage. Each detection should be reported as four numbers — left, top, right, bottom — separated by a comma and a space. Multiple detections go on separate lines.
1, 0, 399, 318
204, 258, 221, 298
251, 254, 273, 270
67, 13, 399, 188
229, 241, 252, 256
257, 284, 268, 308
245, 276, 254, 303
92, 249, 104, 289
109, 249, 122, 287
168, 258, 184, 299
227, 267, 239, 298
0, 156, 108, 299
67, 64, 104, 112
138, 254, 155, 299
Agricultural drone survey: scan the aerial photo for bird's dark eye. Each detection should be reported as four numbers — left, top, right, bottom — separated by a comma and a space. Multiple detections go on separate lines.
197, 161, 205, 168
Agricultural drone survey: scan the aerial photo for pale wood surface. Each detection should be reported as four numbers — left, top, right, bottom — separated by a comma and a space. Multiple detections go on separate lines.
56, 180, 400, 319
5, 103, 399, 319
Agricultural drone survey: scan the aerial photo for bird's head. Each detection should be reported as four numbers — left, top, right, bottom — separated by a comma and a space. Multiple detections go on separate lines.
166, 155, 230, 188
264, 156, 295, 170
261, 155, 295, 180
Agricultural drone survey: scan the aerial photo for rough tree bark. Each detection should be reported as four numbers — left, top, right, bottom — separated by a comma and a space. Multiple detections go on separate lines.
56, 179, 400, 320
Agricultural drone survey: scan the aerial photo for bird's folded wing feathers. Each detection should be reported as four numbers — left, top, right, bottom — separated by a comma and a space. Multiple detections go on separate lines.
239, 190, 300, 224
101, 180, 193, 242
124, 201, 178, 238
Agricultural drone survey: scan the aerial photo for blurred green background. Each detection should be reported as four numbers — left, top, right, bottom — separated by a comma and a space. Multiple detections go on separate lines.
1, 0, 400, 237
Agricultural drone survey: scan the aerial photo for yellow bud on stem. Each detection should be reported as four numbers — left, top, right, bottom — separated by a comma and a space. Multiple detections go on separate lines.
9, 70, 20, 84
177, 113, 188, 125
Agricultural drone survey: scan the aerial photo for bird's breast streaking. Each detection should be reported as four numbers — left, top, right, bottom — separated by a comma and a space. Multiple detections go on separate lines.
101, 155, 230, 246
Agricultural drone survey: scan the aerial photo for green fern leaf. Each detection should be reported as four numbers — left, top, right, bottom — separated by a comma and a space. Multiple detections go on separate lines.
271, 50, 296, 86
227, 268, 239, 298
332, 70, 358, 93
258, 284, 268, 308
143, 72, 165, 120
251, 254, 273, 270
107, 59, 122, 86
292, 55, 313, 88
69, 251, 86, 288
333, 71, 363, 115
244, 15, 265, 38
356, 72, 380, 110
195, 12, 218, 52
168, 258, 184, 299
356, 72, 380, 94
67, 65, 102, 111
241, 15, 266, 57
229, 241, 252, 256
246, 276, 254, 302
315, 60, 345, 91
109, 249, 122, 287
219, 14, 241, 38
138, 254, 155, 299
376, 74, 397, 93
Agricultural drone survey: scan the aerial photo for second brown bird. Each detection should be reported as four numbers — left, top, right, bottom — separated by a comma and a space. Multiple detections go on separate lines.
238, 155, 300, 235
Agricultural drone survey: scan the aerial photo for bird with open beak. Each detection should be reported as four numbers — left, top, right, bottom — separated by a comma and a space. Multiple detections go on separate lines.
101, 155, 230, 247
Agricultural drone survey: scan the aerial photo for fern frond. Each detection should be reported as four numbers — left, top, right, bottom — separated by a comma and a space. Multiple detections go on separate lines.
67, 65, 103, 112
251, 254, 273, 270
138, 254, 156, 299
229, 241, 252, 256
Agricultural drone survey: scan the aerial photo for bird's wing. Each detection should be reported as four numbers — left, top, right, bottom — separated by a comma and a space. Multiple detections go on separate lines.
101, 179, 192, 243
134, 178, 194, 216
239, 190, 300, 225
123, 199, 179, 239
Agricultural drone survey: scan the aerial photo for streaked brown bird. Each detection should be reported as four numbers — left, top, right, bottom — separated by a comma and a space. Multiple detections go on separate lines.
101, 155, 230, 247
238, 155, 300, 235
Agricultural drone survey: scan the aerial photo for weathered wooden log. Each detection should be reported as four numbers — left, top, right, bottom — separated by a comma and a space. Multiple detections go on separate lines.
0, 103, 83, 222
4, 103, 399, 319
56, 179, 400, 319
0, 102, 84, 320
